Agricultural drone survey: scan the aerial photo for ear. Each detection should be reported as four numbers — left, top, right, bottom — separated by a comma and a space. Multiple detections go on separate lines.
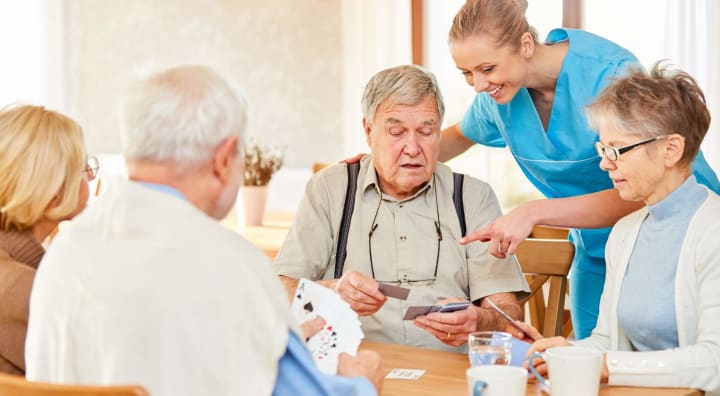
363, 118, 373, 147
520, 31, 535, 58
662, 134, 685, 168
212, 136, 239, 185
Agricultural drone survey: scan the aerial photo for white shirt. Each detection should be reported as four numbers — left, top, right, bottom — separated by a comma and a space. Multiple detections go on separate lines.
26, 180, 295, 396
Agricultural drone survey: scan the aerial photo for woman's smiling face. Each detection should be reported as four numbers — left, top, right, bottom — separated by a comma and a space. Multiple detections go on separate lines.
450, 33, 531, 104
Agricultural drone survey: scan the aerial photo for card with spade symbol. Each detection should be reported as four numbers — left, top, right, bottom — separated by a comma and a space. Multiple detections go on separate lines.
291, 279, 364, 374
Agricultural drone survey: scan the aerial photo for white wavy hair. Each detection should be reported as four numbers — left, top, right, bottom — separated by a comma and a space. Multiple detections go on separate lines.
361, 64, 445, 125
122, 65, 247, 167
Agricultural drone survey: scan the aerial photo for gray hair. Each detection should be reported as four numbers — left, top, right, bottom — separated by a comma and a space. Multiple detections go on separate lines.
122, 65, 247, 166
361, 65, 445, 125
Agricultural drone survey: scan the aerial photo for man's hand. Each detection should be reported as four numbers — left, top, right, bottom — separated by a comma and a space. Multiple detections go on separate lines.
506, 320, 543, 342
459, 203, 537, 258
338, 350, 384, 394
413, 298, 478, 346
301, 316, 326, 341
334, 270, 387, 316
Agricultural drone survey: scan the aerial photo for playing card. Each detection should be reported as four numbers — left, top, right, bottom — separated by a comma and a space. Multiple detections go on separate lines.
292, 279, 364, 374
378, 283, 410, 300
402, 305, 435, 320
385, 369, 426, 380
402, 301, 471, 320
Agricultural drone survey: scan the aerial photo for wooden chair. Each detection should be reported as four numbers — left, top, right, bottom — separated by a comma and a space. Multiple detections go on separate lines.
0, 373, 149, 396
515, 234, 575, 338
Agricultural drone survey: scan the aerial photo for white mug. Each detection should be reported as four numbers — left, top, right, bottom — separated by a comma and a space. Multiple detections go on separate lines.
528, 346, 602, 396
466, 365, 527, 396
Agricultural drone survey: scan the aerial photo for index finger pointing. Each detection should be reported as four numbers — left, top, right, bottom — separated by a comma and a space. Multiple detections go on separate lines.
459, 226, 493, 245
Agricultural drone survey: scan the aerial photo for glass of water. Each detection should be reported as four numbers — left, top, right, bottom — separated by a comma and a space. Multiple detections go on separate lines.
468, 331, 512, 366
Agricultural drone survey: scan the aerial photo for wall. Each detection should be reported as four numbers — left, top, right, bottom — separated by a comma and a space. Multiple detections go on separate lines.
67, 0, 342, 167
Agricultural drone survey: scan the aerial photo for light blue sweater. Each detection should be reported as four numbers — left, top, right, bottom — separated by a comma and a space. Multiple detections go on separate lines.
617, 175, 707, 351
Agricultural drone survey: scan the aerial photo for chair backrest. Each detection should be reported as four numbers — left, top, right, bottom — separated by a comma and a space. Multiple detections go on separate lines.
515, 237, 575, 338
0, 373, 149, 396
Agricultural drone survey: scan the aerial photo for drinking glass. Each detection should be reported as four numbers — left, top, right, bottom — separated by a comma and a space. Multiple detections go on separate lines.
468, 331, 512, 366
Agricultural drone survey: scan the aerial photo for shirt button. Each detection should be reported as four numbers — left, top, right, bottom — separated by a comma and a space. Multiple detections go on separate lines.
609, 359, 618, 367
399, 204, 403, 208
401, 274, 409, 282
400, 235, 406, 240
657, 361, 666, 368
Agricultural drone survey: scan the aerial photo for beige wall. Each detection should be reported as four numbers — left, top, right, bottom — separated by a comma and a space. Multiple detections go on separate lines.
68, 0, 342, 167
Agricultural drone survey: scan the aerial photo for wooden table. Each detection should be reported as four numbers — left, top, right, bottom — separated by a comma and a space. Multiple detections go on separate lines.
220, 210, 291, 258
360, 341, 702, 396
241, 225, 288, 259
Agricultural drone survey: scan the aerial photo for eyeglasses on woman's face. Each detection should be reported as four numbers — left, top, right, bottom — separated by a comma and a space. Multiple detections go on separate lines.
595, 135, 668, 161
84, 156, 99, 181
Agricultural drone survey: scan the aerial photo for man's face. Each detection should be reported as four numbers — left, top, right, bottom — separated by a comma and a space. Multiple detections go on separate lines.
365, 96, 441, 200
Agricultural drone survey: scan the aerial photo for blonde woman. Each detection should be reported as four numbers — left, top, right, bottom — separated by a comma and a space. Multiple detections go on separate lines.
0, 105, 95, 375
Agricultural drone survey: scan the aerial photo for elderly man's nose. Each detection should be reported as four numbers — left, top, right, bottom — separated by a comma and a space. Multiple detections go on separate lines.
402, 138, 421, 156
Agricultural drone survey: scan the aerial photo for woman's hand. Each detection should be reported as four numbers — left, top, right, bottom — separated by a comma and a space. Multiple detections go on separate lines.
524, 336, 571, 380
460, 202, 538, 258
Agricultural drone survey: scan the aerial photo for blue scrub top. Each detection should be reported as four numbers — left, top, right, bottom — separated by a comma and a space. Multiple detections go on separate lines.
460, 28, 720, 275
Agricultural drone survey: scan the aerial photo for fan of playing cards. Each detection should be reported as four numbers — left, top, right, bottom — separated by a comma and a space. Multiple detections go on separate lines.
292, 279, 365, 374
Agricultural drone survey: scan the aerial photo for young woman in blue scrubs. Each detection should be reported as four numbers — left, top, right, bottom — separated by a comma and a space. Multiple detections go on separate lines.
440, 0, 720, 339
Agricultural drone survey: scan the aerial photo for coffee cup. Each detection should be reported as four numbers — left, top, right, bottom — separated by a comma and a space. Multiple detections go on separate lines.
466, 365, 527, 396
527, 346, 602, 396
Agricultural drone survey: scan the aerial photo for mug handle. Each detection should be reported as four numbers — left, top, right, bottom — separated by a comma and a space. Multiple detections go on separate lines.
473, 380, 487, 396
527, 351, 550, 388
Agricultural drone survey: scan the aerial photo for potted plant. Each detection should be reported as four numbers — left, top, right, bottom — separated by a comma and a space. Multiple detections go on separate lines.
242, 138, 285, 226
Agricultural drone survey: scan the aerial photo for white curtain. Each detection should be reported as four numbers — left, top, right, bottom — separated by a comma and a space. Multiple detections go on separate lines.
340, 0, 412, 156
664, 0, 720, 171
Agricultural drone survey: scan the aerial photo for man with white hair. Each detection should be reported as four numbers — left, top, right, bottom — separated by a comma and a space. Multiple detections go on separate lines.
25, 65, 382, 396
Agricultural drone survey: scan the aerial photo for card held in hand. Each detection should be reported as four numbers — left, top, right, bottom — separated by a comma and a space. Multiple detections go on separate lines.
402, 301, 471, 320
292, 279, 364, 374
378, 283, 410, 300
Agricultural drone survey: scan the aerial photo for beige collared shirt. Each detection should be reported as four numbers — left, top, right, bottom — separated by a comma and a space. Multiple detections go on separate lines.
275, 155, 528, 351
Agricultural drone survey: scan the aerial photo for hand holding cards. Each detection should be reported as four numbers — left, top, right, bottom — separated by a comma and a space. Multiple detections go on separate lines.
403, 301, 471, 320
292, 279, 364, 374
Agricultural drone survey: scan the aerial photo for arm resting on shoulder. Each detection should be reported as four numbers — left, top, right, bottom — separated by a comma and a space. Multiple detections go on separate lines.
439, 123, 474, 162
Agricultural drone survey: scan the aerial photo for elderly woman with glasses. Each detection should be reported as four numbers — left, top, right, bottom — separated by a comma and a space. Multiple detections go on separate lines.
0, 105, 95, 375
525, 64, 720, 394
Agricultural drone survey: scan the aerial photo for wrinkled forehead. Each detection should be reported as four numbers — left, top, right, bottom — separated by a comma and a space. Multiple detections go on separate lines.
373, 95, 441, 125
